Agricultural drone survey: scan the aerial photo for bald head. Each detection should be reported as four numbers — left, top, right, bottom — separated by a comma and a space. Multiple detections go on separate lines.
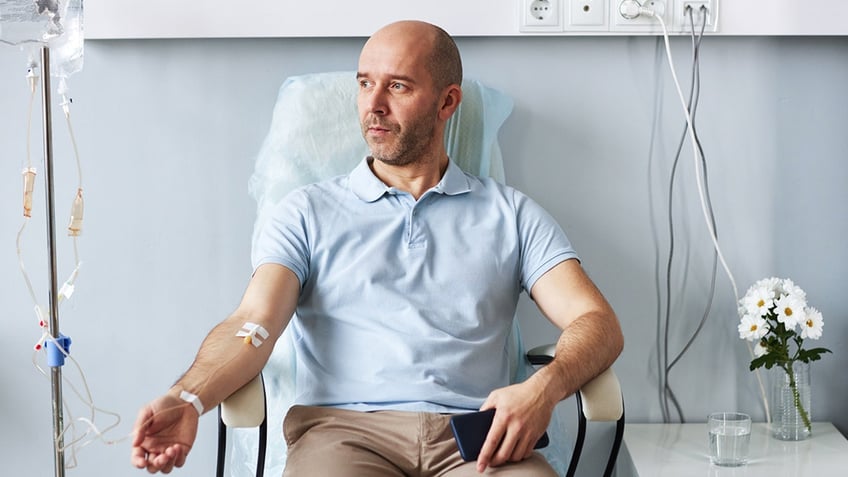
365, 21, 463, 91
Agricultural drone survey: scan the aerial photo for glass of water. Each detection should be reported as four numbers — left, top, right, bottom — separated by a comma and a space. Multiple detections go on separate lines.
708, 412, 751, 466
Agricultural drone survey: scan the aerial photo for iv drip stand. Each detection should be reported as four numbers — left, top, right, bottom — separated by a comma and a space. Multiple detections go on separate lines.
40, 45, 67, 477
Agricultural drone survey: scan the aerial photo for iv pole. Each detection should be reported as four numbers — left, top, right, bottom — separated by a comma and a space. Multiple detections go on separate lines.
40, 44, 67, 477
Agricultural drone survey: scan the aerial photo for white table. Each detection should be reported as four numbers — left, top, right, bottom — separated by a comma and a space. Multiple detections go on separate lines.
617, 422, 848, 476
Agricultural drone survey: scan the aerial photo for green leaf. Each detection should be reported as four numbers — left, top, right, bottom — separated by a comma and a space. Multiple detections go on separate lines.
798, 347, 833, 363
750, 354, 778, 371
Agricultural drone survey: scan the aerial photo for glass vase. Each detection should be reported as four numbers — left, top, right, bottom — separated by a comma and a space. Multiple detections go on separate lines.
770, 362, 811, 441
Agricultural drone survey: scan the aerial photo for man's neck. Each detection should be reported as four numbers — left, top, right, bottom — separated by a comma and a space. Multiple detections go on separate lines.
369, 154, 449, 200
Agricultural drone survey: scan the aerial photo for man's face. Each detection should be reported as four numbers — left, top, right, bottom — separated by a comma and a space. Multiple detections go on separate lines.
356, 30, 443, 166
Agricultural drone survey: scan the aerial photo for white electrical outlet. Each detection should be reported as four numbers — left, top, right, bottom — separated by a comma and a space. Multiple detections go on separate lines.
520, 0, 563, 32
567, 0, 607, 29
611, 0, 673, 33
673, 0, 717, 32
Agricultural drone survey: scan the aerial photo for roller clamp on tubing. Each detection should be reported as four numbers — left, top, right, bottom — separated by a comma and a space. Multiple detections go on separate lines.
46, 334, 72, 367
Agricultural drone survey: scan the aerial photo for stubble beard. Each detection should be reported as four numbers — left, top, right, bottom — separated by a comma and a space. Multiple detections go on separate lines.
362, 114, 438, 167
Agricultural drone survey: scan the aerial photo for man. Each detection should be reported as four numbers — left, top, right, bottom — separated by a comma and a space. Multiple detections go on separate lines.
131, 20, 623, 476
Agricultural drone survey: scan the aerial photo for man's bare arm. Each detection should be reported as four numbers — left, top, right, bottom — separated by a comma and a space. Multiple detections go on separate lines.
477, 258, 623, 472
172, 263, 300, 409
527, 258, 624, 404
131, 263, 299, 473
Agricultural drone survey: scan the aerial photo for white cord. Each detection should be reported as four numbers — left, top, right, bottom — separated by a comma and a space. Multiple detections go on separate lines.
643, 6, 770, 421
648, 11, 739, 302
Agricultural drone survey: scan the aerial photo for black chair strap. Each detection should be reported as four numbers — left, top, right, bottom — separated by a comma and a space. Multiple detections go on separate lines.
603, 402, 625, 477
565, 391, 587, 477
216, 373, 269, 477
216, 406, 227, 477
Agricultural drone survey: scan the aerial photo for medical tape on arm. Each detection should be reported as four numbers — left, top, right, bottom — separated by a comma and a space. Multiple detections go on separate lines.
175, 322, 269, 416
179, 390, 204, 416
236, 322, 270, 348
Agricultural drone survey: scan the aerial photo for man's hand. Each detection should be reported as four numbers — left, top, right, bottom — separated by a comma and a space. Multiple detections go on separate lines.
131, 393, 199, 474
475, 379, 555, 473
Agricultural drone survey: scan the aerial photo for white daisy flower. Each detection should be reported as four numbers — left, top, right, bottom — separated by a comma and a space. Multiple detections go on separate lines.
738, 314, 769, 341
800, 307, 824, 340
754, 277, 781, 294
739, 277, 830, 391
741, 285, 775, 317
780, 278, 807, 301
774, 294, 805, 329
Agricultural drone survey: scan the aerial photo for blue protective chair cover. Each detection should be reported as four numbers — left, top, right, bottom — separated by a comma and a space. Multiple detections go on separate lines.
230, 71, 568, 476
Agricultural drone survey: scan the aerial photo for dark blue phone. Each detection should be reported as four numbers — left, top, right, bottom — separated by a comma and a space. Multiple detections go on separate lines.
449, 409, 550, 462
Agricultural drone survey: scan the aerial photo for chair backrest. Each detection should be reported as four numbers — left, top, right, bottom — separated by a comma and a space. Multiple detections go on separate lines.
248, 71, 511, 248
227, 71, 521, 477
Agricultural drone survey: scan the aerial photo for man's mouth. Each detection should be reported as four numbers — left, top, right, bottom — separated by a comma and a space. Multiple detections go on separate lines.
366, 123, 395, 139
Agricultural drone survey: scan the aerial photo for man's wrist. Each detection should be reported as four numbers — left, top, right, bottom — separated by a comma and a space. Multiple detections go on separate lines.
530, 360, 571, 406
172, 387, 204, 416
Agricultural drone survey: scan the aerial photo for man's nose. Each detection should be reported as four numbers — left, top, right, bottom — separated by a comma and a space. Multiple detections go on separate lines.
362, 89, 388, 116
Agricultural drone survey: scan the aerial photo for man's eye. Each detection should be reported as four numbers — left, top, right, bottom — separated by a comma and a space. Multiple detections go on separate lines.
390, 82, 406, 90
359, 79, 372, 88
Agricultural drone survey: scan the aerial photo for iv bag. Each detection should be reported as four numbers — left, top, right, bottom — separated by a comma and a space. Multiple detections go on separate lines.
0, 0, 84, 78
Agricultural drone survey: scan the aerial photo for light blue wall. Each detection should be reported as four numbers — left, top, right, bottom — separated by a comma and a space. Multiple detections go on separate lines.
1, 36, 845, 476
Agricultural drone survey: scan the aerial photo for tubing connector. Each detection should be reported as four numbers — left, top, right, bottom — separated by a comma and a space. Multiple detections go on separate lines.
67, 188, 84, 236
46, 334, 72, 367
26, 64, 38, 94
22, 168, 37, 218
58, 78, 72, 118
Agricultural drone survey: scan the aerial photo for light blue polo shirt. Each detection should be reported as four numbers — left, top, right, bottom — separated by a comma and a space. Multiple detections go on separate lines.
252, 158, 578, 413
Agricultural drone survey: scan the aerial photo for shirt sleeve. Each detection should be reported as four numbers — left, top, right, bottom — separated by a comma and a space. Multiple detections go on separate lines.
251, 189, 311, 287
513, 189, 579, 293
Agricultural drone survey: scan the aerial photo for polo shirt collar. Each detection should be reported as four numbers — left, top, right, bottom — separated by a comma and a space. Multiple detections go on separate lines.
350, 157, 472, 202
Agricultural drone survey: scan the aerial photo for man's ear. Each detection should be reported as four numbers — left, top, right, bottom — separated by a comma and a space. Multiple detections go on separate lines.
438, 84, 462, 121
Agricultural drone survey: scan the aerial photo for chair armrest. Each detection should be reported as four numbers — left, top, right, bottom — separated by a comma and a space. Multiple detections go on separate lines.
526, 344, 556, 365
578, 368, 623, 421
221, 374, 266, 428
526, 344, 623, 421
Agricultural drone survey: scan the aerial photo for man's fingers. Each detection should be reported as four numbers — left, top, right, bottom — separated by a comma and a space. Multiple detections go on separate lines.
508, 434, 533, 463
477, 422, 541, 471
133, 444, 185, 474
174, 447, 188, 468
165, 444, 189, 469
492, 426, 521, 467
523, 440, 535, 460
147, 451, 176, 474
160, 461, 174, 474
130, 447, 148, 469
475, 417, 505, 473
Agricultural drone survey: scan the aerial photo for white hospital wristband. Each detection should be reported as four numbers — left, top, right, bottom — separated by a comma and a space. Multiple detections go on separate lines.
179, 390, 204, 416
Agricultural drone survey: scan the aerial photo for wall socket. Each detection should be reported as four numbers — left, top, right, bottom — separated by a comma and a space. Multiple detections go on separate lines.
673, 0, 716, 32
567, 0, 607, 29
520, 0, 564, 32
517, 0, 719, 34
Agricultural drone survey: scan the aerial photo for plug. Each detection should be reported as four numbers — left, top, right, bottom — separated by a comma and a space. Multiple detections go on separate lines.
619, 0, 665, 19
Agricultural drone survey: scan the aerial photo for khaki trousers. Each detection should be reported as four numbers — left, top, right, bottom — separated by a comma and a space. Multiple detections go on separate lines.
282, 405, 558, 477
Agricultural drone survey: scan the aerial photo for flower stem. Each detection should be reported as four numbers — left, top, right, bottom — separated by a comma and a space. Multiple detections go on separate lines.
785, 363, 812, 433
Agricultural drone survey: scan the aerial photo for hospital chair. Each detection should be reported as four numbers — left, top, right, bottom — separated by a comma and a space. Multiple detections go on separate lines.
215, 72, 624, 477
